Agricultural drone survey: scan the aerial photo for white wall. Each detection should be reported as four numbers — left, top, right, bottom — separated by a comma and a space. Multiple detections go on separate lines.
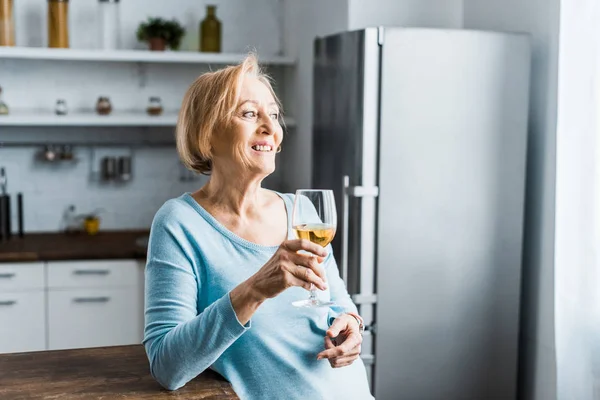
463, 1, 559, 399
0, 0, 286, 232
348, 0, 463, 30
281, 0, 350, 191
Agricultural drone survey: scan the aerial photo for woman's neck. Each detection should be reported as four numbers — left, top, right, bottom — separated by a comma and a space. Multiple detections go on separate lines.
196, 169, 266, 217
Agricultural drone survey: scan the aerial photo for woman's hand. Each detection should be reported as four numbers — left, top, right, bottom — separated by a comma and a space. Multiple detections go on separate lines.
317, 314, 363, 368
247, 239, 329, 300
230, 239, 328, 324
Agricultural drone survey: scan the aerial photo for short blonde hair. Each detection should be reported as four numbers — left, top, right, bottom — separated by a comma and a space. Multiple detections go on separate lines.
176, 54, 283, 175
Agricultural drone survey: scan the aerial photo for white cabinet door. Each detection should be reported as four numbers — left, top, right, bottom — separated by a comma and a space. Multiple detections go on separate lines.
48, 287, 142, 350
47, 260, 140, 289
0, 291, 46, 353
0, 263, 45, 292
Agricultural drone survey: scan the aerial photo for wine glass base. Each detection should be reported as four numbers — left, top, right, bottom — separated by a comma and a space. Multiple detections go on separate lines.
292, 298, 334, 308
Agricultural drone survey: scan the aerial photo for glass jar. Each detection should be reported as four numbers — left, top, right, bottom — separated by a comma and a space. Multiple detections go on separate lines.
146, 96, 163, 116
55, 99, 68, 115
98, 0, 120, 50
200, 5, 221, 53
0, 86, 8, 115
0, 0, 15, 47
96, 96, 112, 115
48, 0, 69, 48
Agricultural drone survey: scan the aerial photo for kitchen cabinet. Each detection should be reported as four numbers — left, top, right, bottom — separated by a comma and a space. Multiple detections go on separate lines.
47, 260, 144, 351
0, 263, 46, 353
0, 259, 145, 354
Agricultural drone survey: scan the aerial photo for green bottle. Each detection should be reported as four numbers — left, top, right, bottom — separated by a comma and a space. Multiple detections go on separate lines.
200, 5, 221, 53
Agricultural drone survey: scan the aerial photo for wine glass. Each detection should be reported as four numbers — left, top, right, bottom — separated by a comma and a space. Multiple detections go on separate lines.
291, 189, 337, 308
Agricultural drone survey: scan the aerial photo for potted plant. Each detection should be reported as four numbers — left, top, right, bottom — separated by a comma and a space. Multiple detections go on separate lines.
136, 17, 186, 51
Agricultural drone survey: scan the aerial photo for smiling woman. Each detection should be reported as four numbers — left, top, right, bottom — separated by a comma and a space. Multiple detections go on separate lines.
143, 54, 373, 400
176, 54, 283, 176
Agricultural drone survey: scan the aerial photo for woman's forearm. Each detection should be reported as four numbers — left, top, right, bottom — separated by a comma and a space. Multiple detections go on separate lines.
230, 278, 265, 325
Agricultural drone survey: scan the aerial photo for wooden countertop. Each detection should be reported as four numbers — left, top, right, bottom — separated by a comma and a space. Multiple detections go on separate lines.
0, 230, 149, 262
0, 345, 239, 399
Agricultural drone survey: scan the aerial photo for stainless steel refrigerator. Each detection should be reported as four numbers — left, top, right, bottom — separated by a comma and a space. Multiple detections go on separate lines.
312, 27, 531, 399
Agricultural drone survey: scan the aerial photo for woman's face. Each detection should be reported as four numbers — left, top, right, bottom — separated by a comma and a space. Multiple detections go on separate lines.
211, 75, 283, 177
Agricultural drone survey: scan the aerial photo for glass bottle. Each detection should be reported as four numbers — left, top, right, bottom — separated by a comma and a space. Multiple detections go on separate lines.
48, 0, 69, 48
0, 0, 15, 47
0, 86, 8, 115
200, 5, 221, 53
98, 0, 120, 50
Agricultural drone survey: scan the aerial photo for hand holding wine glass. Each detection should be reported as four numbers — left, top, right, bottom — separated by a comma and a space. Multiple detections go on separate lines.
291, 189, 337, 308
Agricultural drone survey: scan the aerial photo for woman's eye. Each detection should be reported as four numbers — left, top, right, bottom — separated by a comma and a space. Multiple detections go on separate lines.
270, 113, 279, 120
243, 111, 257, 118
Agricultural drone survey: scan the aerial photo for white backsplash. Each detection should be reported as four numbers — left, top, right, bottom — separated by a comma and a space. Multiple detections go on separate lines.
0, 143, 208, 232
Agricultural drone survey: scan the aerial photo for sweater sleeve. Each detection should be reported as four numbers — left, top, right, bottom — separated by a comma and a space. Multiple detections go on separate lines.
323, 247, 359, 326
142, 207, 250, 391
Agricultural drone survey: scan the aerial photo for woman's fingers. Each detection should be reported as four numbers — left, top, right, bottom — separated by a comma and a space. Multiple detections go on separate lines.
289, 252, 327, 282
317, 334, 362, 360
288, 263, 327, 290
320, 337, 361, 368
285, 274, 313, 291
283, 239, 328, 258
329, 355, 359, 368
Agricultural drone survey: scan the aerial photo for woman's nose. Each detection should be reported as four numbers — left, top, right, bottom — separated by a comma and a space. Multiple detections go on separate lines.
260, 115, 276, 135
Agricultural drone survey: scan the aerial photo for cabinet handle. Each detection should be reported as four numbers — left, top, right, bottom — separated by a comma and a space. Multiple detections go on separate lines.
73, 270, 110, 276
73, 297, 110, 303
0, 300, 17, 306
0, 273, 16, 279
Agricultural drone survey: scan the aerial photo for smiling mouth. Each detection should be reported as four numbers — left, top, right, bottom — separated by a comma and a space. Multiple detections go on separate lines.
251, 145, 273, 152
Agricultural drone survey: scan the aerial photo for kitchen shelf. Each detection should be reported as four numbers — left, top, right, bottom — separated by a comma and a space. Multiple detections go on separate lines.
0, 111, 297, 128
0, 111, 179, 127
0, 47, 296, 66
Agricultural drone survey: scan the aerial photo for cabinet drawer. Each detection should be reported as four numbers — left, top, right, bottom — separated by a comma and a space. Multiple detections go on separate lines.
47, 260, 140, 289
0, 291, 46, 353
48, 287, 142, 350
0, 263, 45, 292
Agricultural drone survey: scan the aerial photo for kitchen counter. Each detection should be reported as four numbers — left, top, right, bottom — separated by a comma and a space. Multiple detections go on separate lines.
0, 345, 239, 399
0, 230, 149, 262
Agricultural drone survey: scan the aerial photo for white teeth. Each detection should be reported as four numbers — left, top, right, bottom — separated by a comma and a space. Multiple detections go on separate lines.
252, 145, 272, 152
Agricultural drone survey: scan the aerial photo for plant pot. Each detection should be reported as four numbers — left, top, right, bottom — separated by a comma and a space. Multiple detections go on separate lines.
148, 37, 166, 51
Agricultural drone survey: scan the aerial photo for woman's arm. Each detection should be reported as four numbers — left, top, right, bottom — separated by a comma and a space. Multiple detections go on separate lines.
323, 248, 359, 321
143, 212, 253, 391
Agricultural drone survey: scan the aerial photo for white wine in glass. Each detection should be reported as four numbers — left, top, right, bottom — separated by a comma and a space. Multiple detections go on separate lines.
292, 189, 337, 308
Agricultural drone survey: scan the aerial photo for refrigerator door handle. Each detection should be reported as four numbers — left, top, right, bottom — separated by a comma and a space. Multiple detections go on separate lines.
341, 175, 351, 287
341, 175, 380, 287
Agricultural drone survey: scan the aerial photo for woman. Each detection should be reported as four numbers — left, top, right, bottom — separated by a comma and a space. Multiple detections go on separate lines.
143, 54, 374, 400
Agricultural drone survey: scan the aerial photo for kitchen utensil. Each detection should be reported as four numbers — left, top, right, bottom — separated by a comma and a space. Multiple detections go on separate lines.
101, 156, 117, 181
16, 192, 22, 237
117, 156, 131, 181
0, 167, 10, 241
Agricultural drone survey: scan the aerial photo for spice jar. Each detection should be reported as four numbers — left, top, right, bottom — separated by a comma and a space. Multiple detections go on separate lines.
96, 96, 112, 115
0, 0, 15, 47
48, 0, 69, 48
0, 86, 8, 115
200, 5, 221, 53
146, 96, 163, 116
55, 99, 68, 115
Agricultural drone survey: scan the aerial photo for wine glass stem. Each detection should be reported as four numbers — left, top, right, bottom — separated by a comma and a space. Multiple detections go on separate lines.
309, 284, 317, 300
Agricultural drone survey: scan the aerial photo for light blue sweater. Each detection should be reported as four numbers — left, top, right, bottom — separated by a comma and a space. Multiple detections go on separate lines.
143, 192, 374, 400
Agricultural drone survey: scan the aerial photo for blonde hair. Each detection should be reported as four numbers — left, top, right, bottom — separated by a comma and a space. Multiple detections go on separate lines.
176, 54, 283, 175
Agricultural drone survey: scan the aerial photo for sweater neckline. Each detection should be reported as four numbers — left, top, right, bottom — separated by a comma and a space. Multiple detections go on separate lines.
181, 191, 292, 252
